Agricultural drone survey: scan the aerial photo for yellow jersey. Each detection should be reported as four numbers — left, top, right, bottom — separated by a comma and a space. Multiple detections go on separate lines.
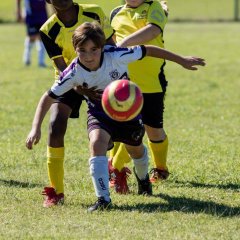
40, 3, 113, 79
110, 0, 168, 93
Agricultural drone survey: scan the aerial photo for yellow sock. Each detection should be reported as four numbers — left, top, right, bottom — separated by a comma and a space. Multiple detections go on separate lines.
148, 136, 168, 170
47, 146, 64, 194
109, 142, 120, 158
112, 143, 131, 171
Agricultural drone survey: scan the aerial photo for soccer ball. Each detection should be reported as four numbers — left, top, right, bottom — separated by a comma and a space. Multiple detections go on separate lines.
102, 79, 143, 121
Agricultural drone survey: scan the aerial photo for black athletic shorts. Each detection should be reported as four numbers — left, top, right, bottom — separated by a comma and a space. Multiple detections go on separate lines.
87, 112, 145, 150
54, 89, 85, 118
141, 92, 166, 128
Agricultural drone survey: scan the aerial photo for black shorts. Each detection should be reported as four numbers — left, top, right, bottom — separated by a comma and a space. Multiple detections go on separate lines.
141, 92, 166, 128
54, 89, 85, 118
87, 113, 145, 149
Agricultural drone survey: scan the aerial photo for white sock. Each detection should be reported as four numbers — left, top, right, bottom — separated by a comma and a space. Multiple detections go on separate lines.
23, 37, 33, 64
89, 156, 110, 202
132, 146, 149, 180
36, 40, 46, 66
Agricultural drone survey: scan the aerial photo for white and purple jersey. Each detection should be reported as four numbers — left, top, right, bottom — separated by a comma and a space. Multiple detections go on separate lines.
49, 45, 146, 113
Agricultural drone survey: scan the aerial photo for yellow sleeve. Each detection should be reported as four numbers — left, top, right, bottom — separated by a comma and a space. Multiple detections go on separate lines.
147, 1, 168, 31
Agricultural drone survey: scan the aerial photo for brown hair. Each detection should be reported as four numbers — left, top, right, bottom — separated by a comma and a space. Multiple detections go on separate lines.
72, 22, 106, 50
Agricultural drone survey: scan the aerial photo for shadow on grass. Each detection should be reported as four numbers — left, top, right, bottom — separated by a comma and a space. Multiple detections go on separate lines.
168, 180, 240, 191
0, 179, 42, 188
109, 193, 240, 217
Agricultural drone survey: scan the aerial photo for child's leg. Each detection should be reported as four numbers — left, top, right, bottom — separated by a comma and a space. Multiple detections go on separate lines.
89, 156, 110, 202
23, 36, 34, 65
125, 143, 152, 195
146, 126, 168, 170
88, 128, 111, 202
108, 142, 120, 158
126, 144, 149, 179
47, 146, 64, 194
36, 38, 46, 67
112, 143, 131, 171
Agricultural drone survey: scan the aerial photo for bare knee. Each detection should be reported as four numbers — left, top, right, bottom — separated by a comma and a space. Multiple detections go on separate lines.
145, 126, 167, 142
125, 144, 144, 159
48, 104, 71, 146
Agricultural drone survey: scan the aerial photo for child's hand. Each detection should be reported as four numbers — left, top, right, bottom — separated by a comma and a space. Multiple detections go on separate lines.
25, 128, 41, 150
181, 56, 206, 70
74, 85, 102, 101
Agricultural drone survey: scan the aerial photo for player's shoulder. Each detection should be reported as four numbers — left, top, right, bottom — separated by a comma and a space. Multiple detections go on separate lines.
79, 3, 104, 14
59, 58, 79, 81
40, 14, 59, 33
110, 5, 124, 22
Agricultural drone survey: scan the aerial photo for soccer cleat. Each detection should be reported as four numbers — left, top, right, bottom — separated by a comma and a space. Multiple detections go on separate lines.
133, 167, 152, 196
42, 187, 64, 208
24, 60, 31, 66
108, 159, 131, 194
88, 197, 112, 212
149, 168, 170, 183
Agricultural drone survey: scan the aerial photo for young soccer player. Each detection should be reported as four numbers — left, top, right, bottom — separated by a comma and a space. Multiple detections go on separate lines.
36, 0, 114, 207
16, 0, 48, 67
26, 22, 205, 211
108, 0, 173, 193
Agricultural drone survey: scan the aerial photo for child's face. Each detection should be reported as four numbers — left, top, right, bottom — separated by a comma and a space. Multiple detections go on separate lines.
125, 0, 145, 8
76, 40, 102, 71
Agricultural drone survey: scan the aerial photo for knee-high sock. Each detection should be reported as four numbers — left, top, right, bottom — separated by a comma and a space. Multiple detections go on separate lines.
23, 37, 33, 64
36, 40, 45, 66
109, 142, 120, 158
112, 143, 131, 171
132, 146, 149, 180
148, 136, 168, 170
89, 156, 110, 202
47, 146, 64, 194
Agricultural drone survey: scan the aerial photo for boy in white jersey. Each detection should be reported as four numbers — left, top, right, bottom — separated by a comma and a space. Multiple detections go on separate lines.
25, 22, 205, 212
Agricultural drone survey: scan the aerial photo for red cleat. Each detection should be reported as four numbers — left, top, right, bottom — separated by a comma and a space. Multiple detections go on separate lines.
108, 159, 131, 194
42, 187, 64, 207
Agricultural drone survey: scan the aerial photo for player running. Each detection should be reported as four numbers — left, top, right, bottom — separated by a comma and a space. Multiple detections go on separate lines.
36, 0, 114, 207
26, 22, 205, 212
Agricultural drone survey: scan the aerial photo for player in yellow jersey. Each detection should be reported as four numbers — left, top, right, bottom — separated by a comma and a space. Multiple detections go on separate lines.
108, 0, 171, 193
33, 0, 114, 207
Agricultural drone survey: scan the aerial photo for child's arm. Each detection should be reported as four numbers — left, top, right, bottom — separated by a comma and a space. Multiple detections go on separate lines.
16, 0, 23, 22
26, 92, 54, 150
117, 24, 161, 48
145, 45, 206, 70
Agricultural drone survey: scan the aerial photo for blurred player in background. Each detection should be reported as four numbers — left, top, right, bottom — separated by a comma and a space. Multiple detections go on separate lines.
36, 0, 114, 208
16, 0, 48, 67
108, 0, 171, 194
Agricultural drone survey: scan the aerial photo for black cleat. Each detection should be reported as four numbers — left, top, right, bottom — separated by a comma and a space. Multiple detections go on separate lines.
88, 197, 112, 212
133, 167, 152, 196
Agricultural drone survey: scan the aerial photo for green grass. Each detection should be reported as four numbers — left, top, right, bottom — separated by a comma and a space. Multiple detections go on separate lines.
167, 0, 238, 21
0, 21, 240, 240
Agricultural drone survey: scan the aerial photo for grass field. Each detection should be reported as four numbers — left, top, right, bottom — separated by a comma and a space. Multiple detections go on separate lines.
0, 21, 239, 239
0, 2, 240, 240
